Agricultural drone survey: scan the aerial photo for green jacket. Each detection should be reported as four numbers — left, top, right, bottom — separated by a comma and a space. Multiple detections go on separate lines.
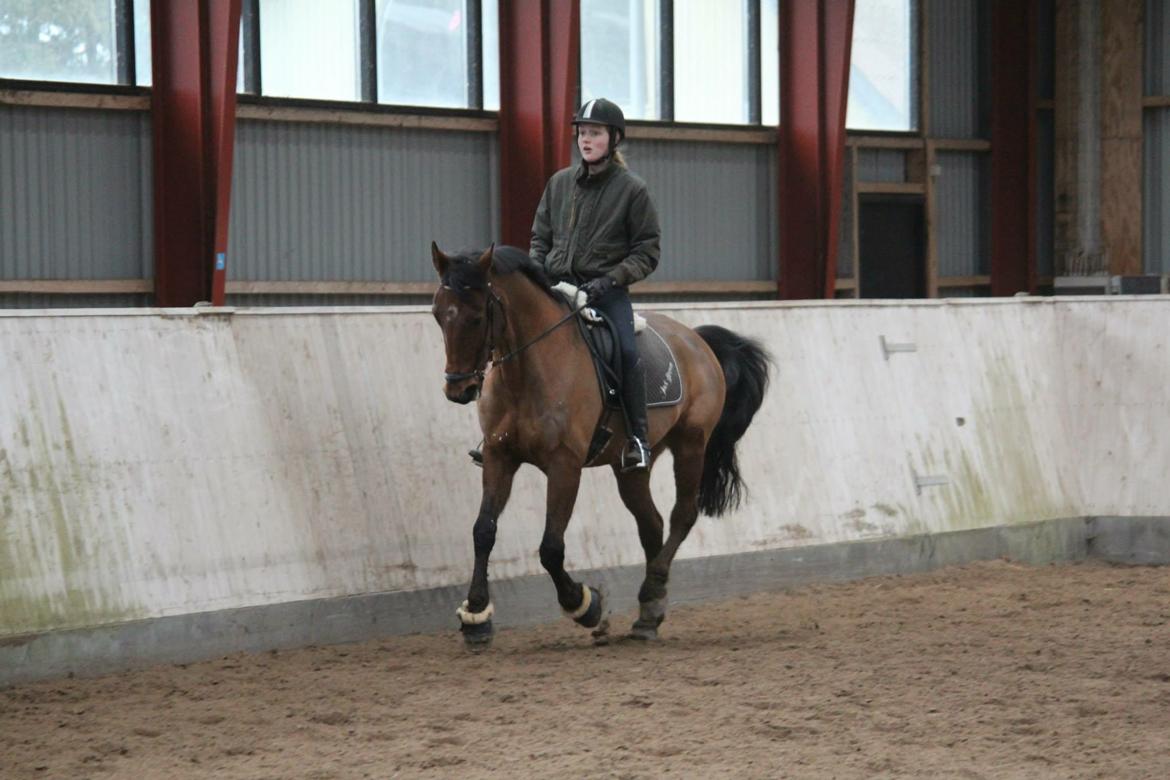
529, 160, 661, 287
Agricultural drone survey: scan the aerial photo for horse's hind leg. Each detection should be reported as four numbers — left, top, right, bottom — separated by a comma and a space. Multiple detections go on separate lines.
540, 453, 607, 635
612, 466, 668, 638
632, 431, 706, 640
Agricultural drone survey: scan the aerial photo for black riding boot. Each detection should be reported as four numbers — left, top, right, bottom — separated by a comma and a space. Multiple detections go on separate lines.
621, 359, 651, 472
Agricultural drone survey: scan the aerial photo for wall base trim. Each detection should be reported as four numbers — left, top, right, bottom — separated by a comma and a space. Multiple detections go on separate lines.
2, 516, 1166, 687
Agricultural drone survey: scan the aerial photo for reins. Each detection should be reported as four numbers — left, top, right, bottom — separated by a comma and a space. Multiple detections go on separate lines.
443, 284, 587, 384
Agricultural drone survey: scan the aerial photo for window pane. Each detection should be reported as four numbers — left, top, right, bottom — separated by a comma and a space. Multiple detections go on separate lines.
378, 0, 472, 108
761, 0, 778, 125
261, 0, 360, 101
134, 0, 150, 86
674, 0, 749, 124
581, 0, 659, 121
0, 0, 117, 84
482, 0, 498, 110
847, 0, 916, 131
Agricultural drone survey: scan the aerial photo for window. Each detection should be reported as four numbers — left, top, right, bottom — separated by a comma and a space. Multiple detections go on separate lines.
581, 0, 774, 126
581, 0, 660, 120
260, 0, 361, 102
847, 0, 916, 131
673, 0, 749, 124
0, 0, 132, 85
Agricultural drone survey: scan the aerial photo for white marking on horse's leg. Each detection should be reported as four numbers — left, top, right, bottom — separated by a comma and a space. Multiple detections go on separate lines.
456, 600, 495, 625
562, 584, 592, 620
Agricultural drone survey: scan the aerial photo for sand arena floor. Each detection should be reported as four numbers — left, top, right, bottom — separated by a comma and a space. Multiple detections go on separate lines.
2, 559, 1169, 779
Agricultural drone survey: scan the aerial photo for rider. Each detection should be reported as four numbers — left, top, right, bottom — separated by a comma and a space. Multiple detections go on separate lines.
530, 97, 661, 471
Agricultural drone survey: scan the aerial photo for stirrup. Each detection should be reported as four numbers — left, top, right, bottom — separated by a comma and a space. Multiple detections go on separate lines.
621, 438, 650, 472
468, 445, 484, 467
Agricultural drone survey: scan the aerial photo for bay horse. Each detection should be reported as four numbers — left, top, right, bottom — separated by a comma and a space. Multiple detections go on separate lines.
430, 243, 770, 645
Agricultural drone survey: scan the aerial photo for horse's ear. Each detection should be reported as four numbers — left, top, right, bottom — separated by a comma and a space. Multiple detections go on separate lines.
476, 243, 495, 275
431, 241, 450, 278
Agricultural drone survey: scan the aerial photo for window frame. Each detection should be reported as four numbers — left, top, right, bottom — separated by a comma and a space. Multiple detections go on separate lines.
0, 0, 495, 119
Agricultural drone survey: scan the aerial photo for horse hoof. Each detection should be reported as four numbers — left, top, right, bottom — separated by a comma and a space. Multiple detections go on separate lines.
568, 586, 605, 629
460, 619, 494, 649
591, 617, 612, 646
627, 621, 659, 641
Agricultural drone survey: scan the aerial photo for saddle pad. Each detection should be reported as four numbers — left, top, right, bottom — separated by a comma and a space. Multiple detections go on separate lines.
639, 325, 683, 408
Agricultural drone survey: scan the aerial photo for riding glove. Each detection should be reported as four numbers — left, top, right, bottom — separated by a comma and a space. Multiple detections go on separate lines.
581, 276, 617, 302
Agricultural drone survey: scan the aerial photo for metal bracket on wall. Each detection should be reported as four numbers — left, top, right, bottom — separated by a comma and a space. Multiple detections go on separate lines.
881, 335, 918, 360
913, 472, 950, 495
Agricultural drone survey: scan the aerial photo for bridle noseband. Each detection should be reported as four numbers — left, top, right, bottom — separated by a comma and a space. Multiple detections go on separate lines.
442, 285, 501, 385
442, 283, 586, 385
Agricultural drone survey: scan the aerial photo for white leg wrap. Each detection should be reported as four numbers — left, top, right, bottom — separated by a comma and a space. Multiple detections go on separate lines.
563, 585, 593, 620
456, 600, 494, 625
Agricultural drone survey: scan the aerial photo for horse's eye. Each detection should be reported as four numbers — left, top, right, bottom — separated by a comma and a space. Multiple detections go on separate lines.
468, 316, 483, 326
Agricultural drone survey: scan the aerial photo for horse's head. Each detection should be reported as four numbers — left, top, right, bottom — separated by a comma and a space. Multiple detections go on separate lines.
431, 242, 496, 404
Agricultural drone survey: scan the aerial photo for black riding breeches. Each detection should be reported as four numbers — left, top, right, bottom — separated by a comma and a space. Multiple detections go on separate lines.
588, 286, 638, 380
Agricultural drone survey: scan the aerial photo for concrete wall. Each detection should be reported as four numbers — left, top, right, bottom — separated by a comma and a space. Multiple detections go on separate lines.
2, 298, 1169, 643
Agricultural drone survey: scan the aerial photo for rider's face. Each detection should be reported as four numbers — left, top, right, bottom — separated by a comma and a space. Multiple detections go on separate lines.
577, 124, 610, 164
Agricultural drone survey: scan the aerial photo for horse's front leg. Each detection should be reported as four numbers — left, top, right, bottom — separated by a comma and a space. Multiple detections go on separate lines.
457, 451, 519, 647
539, 453, 607, 635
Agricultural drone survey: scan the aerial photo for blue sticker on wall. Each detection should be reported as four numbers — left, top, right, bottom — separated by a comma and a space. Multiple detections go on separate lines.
215, 252, 226, 271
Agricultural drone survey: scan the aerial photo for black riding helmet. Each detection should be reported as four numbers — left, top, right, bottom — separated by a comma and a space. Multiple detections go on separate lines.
572, 97, 626, 148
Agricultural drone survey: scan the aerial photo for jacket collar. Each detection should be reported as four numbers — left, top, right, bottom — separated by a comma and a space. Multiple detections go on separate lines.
575, 159, 619, 186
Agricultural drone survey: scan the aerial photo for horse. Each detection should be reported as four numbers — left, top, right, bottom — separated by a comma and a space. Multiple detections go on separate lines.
430, 242, 770, 645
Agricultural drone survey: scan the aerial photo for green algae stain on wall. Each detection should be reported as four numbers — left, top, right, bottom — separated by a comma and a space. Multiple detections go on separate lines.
0, 395, 145, 637
910, 346, 1071, 536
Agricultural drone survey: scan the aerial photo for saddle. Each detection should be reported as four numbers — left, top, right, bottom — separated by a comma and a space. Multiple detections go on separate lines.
553, 283, 683, 465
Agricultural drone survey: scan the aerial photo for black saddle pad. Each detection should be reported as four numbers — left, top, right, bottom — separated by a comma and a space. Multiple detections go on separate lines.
584, 319, 683, 408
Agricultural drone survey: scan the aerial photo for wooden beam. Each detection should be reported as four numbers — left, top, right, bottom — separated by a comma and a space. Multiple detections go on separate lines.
856, 182, 925, 195
224, 280, 778, 297
930, 139, 992, 152
630, 281, 778, 295
0, 280, 153, 294
235, 104, 498, 132
625, 125, 776, 144
1101, 0, 1144, 276
1144, 96, 1170, 108
226, 281, 436, 296
937, 276, 992, 288
0, 89, 149, 111
846, 136, 924, 149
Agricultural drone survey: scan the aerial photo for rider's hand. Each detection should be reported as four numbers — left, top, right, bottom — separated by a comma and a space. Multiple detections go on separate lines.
581, 276, 617, 303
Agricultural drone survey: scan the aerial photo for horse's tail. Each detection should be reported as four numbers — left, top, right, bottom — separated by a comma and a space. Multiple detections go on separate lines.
694, 325, 772, 517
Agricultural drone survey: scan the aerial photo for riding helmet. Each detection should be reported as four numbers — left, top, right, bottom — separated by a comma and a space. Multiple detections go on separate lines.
572, 97, 626, 144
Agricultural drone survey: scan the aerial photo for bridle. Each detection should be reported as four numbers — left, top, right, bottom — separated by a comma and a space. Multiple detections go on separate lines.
442, 283, 587, 385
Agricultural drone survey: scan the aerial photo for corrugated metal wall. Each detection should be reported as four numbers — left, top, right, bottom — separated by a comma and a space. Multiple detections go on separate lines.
1037, 111, 1055, 278
839, 149, 854, 278
227, 121, 498, 288
0, 106, 152, 307
1146, 111, 1168, 274
857, 149, 906, 183
627, 140, 777, 282
929, 0, 986, 139
934, 151, 988, 277
1147, 0, 1168, 96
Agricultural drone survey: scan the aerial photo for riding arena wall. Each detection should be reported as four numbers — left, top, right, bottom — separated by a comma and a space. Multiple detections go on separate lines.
2, 297, 1168, 684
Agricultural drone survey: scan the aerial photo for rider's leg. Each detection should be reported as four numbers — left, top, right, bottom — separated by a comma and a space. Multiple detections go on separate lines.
589, 285, 649, 471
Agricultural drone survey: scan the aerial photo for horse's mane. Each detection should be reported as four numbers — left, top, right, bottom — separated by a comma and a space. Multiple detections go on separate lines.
442, 245, 560, 302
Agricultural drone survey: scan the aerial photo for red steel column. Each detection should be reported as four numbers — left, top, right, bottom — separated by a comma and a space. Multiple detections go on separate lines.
498, 0, 580, 248
151, 0, 241, 307
778, 0, 855, 299
989, 0, 1037, 296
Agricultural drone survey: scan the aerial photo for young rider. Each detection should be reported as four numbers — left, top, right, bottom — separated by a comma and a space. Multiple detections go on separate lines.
530, 97, 661, 471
